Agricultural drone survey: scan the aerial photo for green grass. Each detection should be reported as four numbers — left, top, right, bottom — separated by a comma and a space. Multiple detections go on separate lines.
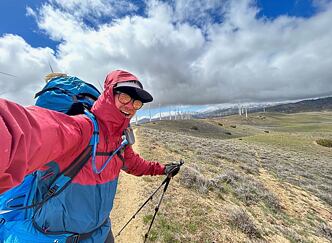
243, 132, 312, 152
221, 112, 332, 132
145, 214, 181, 243
274, 124, 332, 132
143, 214, 153, 225
187, 222, 198, 233
257, 113, 332, 132
142, 119, 254, 139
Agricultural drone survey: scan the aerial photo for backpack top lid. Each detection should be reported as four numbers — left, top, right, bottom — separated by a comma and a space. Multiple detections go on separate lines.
35, 76, 101, 115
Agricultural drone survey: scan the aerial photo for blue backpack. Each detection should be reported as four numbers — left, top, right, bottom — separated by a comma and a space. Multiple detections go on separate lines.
35, 75, 101, 115
0, 75, 104, 242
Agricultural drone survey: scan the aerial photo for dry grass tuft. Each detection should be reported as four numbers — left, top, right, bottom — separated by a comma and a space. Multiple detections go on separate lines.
316, 138, 332, 148
179, 167, 281, 211
229, 208, 261, 238
233, 178, 281, 212
317, 223, 332, 241
214, 170, 281, 212
179, 166, 214, 193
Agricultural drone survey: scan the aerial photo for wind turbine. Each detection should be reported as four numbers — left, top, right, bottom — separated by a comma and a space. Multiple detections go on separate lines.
48, 61, 54, 73
0, 71, 17, 96
0, 71, 17, 78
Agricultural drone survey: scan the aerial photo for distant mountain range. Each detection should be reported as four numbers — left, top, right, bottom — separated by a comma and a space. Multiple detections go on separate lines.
134, 96, 332, 124
194, 96, 332, 119
265, 96, 332, 113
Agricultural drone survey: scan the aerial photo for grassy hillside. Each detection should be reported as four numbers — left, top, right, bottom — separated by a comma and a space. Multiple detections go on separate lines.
133, 112, 332, 242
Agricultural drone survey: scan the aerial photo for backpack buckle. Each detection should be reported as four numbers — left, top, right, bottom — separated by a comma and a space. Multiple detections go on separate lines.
47, 185, 59, 196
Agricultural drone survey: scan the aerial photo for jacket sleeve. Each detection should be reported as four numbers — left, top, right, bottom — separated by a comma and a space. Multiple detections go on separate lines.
0, 98, 92, 193
122, 145, 165, 176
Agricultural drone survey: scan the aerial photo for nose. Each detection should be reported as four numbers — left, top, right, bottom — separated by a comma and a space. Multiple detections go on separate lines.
122, 102, 137, 116
124, 100, 135, 110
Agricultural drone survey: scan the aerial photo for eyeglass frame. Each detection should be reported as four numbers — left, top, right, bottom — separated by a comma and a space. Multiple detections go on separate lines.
114, 91, 143, 110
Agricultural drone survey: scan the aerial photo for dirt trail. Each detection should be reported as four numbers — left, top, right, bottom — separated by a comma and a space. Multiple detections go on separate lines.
110, 129, 145, 243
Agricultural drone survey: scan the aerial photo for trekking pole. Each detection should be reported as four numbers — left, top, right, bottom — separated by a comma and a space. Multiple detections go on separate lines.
144, 160, 184, 242
144, 177, 171, 243
115, 176, 170, 238
115, 160, 184, 240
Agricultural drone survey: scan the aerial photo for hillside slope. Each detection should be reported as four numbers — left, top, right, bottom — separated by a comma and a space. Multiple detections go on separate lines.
130, 112, 332, 242
266, 97, 332, 113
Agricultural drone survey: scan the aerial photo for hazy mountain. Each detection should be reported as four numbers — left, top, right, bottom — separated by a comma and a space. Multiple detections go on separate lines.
265, 96, 332, 113
196, 97, 332, 118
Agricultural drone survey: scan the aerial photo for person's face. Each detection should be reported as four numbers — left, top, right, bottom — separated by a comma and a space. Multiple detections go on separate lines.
114, 92, 143, 119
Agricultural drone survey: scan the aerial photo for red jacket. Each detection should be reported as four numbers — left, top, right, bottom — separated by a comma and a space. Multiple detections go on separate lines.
0, 70, 165, 193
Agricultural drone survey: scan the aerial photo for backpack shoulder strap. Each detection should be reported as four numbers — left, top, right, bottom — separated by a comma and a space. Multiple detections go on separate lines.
45, 110, 99, 197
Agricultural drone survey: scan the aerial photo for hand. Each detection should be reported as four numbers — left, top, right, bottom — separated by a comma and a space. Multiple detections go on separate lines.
164, 162, 181, 177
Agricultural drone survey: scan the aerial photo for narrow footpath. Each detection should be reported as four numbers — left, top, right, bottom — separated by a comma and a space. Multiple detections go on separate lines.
110, 129, 145, 242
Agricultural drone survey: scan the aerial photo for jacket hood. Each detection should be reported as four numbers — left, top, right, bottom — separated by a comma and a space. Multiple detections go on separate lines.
91, 70, 139, 136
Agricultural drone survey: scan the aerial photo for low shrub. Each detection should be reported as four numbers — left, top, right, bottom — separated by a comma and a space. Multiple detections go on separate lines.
316, 139, 332, 148
239, 164, 260, 175
229, 208, 261, 238
216, 170, 241, 185
317, 223, 332, 241
234, 180, 281, 212
179, 167, 214, 193
213, 171, 281, 211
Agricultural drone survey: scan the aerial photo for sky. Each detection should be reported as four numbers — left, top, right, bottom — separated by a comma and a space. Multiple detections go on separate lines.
1, 0, 332, 116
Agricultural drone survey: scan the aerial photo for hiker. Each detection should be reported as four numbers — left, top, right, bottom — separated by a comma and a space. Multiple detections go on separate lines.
0, 70, 180, 242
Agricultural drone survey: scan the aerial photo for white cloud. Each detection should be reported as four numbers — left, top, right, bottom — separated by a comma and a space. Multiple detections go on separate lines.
50, 0, 139, 22
0, 34, 57, 104
171, 0, 225, 28
1, 0, 332, 106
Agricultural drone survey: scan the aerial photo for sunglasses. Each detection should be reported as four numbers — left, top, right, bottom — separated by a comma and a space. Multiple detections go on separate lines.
116, 92, 143, 110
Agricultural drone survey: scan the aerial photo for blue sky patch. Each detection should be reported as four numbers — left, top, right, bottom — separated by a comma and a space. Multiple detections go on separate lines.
0, 0, 59, 49
256, 0, 317, 19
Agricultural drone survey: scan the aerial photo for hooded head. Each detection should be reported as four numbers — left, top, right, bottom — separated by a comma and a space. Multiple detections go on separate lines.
91, 70, 153, 135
